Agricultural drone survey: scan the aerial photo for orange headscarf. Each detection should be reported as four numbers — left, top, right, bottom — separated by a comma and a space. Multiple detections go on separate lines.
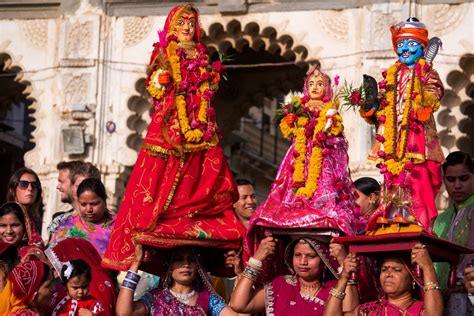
390, 19, 429, 53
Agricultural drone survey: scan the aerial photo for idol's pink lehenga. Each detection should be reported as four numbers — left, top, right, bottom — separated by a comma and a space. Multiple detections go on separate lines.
252, 135, 362, 235
248, 80, 365, 247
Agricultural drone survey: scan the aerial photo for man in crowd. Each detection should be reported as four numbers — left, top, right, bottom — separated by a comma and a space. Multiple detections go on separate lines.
213, 178, 258, 304
233, 178, 258, 229
56, 160, 83, 211
48, 161, 100, 237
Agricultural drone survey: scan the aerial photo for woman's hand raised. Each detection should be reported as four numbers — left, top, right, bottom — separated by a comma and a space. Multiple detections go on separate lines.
224, 250, 242, 275
329, 241, 348, 266
411, 243, 433, 271
130, 243, 144, 272
341, 252, 359, 279
253, 236, 277, 262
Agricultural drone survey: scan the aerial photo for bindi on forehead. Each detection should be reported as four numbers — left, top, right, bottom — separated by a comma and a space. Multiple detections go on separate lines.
179, 13, 196, 21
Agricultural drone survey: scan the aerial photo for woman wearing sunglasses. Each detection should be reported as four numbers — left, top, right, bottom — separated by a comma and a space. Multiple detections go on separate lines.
7, 168, 43, 229
6, 167, 44, 248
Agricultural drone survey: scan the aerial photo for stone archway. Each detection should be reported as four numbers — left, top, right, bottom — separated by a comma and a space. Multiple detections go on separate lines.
0, 52, 36, 203
438, 54, 474, 156
201, 19, 314, 142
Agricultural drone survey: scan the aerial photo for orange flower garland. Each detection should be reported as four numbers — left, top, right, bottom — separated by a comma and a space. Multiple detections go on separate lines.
296, 104, 343, 197
380, 59, 436, 176
293, 120, 307, 185
166, 40, 217, 143
280, 101, 343, 198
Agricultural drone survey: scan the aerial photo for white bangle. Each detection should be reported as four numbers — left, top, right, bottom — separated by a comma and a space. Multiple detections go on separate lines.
248, 257, 263, 269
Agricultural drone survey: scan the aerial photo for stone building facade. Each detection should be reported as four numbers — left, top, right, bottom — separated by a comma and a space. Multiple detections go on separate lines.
0, 0, 472, 238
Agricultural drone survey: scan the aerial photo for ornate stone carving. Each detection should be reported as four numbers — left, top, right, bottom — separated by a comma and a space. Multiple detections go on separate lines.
316, 10, 348, 40
424, 4, 467, 36
371, 13, 398, 51
65, 21, 93, 56
63, 74, 90, 106
18, 19, 49, 49
123, 16, 153, 47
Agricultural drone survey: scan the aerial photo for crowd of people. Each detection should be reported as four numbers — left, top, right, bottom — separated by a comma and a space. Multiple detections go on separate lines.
0, 155, 473, 315
1, 3, 474, 316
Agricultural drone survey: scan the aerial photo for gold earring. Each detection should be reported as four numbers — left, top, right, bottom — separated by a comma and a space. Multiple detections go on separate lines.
412, 280, 416, 290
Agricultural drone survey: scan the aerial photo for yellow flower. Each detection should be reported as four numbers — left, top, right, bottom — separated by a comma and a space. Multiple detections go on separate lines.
291, 96, 302, 104
296, 145, 322, 198
147, 69, 166, 100
297, 117, 309, 126
293, 126, 307, 184
293, 101, 340, 197
279, 120, 294, 139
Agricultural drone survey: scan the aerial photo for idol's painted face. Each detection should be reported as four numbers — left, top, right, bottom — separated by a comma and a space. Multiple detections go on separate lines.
397, 39, 424, 68
175, 12, 196, 42
307, 74, 326, 101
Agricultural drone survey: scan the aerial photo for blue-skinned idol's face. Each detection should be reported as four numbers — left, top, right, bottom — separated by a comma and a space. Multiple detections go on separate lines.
397, 39, 424, 68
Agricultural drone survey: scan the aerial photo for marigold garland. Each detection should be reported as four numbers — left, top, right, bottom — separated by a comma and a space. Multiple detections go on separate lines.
279, 119, 294, 139
293, 126, 307, 185
379, 59, 435, 176
280, 100, 343, 198
167, 41, 182, 83
164, 40, 220, 143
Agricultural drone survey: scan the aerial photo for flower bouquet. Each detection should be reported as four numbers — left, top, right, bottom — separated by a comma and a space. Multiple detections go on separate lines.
275, 92, 309, 124
340, 81, 368, 111
340, 74, 379, 113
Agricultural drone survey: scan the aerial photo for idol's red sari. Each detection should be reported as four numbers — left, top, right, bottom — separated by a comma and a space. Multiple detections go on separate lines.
103, 4, 245, 271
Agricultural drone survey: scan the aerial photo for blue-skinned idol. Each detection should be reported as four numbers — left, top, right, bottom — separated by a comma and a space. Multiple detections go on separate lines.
359, 17, 445, 233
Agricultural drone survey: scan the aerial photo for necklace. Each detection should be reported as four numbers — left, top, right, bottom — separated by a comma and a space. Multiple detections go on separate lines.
169, 288, 196, 304
300, 280, 321, 291
299, 279, 322, 302
177, 40, 197, 58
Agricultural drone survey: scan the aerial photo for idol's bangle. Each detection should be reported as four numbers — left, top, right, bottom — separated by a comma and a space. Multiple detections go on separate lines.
329, 287, 346, 300
126, 270, 141, 283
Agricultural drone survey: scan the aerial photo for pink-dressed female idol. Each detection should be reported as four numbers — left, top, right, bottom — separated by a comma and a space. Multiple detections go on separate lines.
248, 67, 365, 247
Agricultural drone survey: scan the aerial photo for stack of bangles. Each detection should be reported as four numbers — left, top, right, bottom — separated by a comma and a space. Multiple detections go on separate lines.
121, 270, 141, 291
329, 287, 346, 300
424, 282, 441, 292
241, 257, 263, 282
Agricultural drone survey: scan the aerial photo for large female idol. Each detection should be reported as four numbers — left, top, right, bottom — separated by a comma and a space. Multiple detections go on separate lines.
103, 4, 245, 271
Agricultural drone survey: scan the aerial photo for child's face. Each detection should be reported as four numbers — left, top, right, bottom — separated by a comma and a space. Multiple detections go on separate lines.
67, 274, 90, 300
